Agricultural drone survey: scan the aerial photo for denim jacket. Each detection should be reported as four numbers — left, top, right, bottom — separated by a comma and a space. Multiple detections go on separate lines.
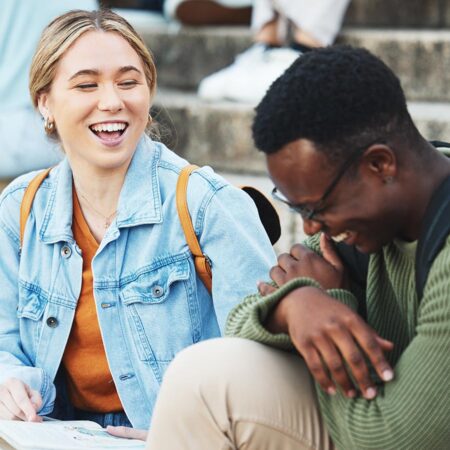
0, 136, 276, 428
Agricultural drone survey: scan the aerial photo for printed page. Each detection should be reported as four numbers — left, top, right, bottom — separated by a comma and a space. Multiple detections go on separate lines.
0, 421, 145, 450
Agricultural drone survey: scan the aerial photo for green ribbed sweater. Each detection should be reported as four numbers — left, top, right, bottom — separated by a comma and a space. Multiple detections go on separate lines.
225, 233, 450, 450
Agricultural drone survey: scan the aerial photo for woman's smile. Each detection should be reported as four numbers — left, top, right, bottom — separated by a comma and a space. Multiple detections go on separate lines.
89, 120, 129, 148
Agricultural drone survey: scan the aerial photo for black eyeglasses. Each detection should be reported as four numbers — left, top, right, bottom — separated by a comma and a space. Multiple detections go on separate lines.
272, 141, 380, 221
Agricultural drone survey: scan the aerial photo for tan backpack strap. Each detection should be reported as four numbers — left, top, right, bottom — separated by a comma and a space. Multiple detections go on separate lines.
20, 168, 52, 247
176, 165, 212, 293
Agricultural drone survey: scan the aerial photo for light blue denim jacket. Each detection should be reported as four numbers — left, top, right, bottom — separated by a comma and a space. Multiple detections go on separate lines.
0, 136, 276, 428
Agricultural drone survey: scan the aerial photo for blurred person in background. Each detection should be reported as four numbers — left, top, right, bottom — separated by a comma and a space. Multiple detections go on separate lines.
0, 0, 97, 179
196, 0, 350, 103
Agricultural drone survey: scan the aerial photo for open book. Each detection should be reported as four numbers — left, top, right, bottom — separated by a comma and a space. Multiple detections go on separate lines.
0, 420, 145, 450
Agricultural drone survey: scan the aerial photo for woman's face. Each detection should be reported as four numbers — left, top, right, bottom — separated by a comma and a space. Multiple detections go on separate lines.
38, 30, 151, 172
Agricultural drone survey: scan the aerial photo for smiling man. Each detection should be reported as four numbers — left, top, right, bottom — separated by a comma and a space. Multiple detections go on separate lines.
144, 46, 450, 450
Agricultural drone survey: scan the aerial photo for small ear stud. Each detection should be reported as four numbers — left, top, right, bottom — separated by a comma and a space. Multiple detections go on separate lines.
384, 176, 394, 184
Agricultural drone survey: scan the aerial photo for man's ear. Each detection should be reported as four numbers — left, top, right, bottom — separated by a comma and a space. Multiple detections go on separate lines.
360, 144, 397, 182
37, 92, 52, 121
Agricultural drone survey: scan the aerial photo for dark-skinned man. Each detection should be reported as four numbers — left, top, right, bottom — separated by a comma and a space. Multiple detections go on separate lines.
143, 46, 450, 450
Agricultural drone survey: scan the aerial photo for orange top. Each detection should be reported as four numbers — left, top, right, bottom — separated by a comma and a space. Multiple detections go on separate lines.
62, 190, 122, 412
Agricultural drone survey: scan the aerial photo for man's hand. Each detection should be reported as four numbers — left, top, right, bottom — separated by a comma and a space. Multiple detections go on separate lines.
266, 286, 394, 399
0, 378, 43, 421
106, 426, 148, 441
264, 235, 347, 293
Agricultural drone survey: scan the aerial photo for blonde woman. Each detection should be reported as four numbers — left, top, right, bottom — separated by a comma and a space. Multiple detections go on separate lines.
0, 9, 275, 430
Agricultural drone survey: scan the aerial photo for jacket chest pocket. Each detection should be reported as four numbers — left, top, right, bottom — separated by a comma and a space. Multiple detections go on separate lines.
120, 258, 200, 365
17, 284, 48, 361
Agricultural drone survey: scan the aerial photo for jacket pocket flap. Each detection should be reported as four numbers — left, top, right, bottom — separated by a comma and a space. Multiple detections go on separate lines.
17, 285, 47, 321
121, 259, 190, 305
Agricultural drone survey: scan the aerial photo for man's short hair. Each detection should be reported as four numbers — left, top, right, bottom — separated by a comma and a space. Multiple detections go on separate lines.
252, 45, 419, 163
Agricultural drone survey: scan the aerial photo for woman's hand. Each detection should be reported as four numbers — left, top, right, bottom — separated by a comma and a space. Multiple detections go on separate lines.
262, 235, 347, 294
267, 286, 394, 399
106, 426, 148, 441
0, 378, 43, 421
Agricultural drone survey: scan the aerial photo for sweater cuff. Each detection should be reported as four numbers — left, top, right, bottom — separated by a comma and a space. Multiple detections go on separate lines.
227, 277, 323, 350
327, 288, 359, 311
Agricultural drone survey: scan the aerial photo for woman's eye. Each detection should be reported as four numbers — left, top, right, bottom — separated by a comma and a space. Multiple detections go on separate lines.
76, 83, 97, 89
119, 80, 138, 88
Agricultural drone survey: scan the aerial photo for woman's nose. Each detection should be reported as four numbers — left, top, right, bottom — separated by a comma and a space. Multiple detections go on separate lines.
97, 85, 124, 113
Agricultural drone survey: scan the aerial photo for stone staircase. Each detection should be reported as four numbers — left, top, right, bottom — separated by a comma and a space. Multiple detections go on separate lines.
117, 0, 450, 248
2, 1, 449, 249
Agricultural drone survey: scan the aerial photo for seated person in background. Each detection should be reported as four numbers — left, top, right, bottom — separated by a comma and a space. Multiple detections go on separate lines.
143, 46, 450, 449
164, 0, 252, 26
0, 9, 275, 430
0, 0, 97, 179
197, 0, 350, 103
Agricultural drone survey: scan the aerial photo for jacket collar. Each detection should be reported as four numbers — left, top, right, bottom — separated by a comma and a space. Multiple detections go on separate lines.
40, 136, 163, 244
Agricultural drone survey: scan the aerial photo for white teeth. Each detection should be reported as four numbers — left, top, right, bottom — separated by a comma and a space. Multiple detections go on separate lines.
91, 122, 126, 132
331, 231, 350, 243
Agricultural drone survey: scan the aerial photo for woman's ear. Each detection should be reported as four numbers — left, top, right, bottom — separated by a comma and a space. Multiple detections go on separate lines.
37, 92, 51, 120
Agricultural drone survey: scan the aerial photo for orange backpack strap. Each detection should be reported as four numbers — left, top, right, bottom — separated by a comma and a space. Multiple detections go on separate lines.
176, 165, 212, 294
20, 168, 52, 248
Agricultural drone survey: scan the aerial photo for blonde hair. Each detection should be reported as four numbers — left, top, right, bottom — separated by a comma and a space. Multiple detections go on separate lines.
30, 9, 157, 114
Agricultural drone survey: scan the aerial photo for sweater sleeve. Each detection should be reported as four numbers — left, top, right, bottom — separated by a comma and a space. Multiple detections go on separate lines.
316, 237, 450, 450
225, 277, 358, 349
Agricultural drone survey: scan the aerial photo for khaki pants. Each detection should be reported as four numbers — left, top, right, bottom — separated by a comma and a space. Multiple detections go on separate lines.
146, 338, 334, 450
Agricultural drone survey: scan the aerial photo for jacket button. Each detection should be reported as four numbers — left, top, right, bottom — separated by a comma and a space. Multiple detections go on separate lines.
46, 317, 58, 328
61, 245, 72, 258
152, 285, 164, 298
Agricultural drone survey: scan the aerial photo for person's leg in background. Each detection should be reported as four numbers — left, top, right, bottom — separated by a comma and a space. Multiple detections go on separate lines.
198, 0, 350, 103
275, 0, 350, 49
146, 338, 334, 450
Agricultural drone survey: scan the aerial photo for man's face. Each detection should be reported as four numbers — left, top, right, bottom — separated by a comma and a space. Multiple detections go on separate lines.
267, 138, 403, 254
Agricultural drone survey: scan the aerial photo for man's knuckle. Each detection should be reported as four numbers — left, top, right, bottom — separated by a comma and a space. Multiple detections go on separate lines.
348, 352, 364, 365
329, 359, 344, 372
324, 319, 341, 333
308, 362, 325, 375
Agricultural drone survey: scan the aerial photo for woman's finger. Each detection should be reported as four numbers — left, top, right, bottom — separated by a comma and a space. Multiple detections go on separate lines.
0, 387, 26, 421
8, 379, 40, 422
106, 426, 148, 441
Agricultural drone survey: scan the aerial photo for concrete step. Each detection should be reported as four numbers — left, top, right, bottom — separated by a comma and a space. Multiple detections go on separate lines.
152, 89, 450, 173
344, 0, 449, 28
135, 23, 450, 102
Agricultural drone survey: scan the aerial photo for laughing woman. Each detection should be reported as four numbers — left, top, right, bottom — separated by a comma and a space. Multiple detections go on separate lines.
0, 9, 275, 429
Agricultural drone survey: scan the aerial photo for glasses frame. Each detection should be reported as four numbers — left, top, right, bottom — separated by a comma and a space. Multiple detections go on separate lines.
272, 141, 380, 221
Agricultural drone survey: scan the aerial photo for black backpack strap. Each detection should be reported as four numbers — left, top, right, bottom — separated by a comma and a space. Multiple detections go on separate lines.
415, 174, 450, 300
334, 242, 370, 319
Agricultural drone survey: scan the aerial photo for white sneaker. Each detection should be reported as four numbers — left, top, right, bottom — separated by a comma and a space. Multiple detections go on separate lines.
198, 44, 301, 104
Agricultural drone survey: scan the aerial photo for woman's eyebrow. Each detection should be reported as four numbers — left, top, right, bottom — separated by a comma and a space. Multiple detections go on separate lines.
118, 65, 142, 75
68, 69, 99, 81
68, 66, 142, 81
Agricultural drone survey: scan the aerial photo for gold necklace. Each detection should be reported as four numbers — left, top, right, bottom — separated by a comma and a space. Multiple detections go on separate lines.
76, 189, 118, 229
